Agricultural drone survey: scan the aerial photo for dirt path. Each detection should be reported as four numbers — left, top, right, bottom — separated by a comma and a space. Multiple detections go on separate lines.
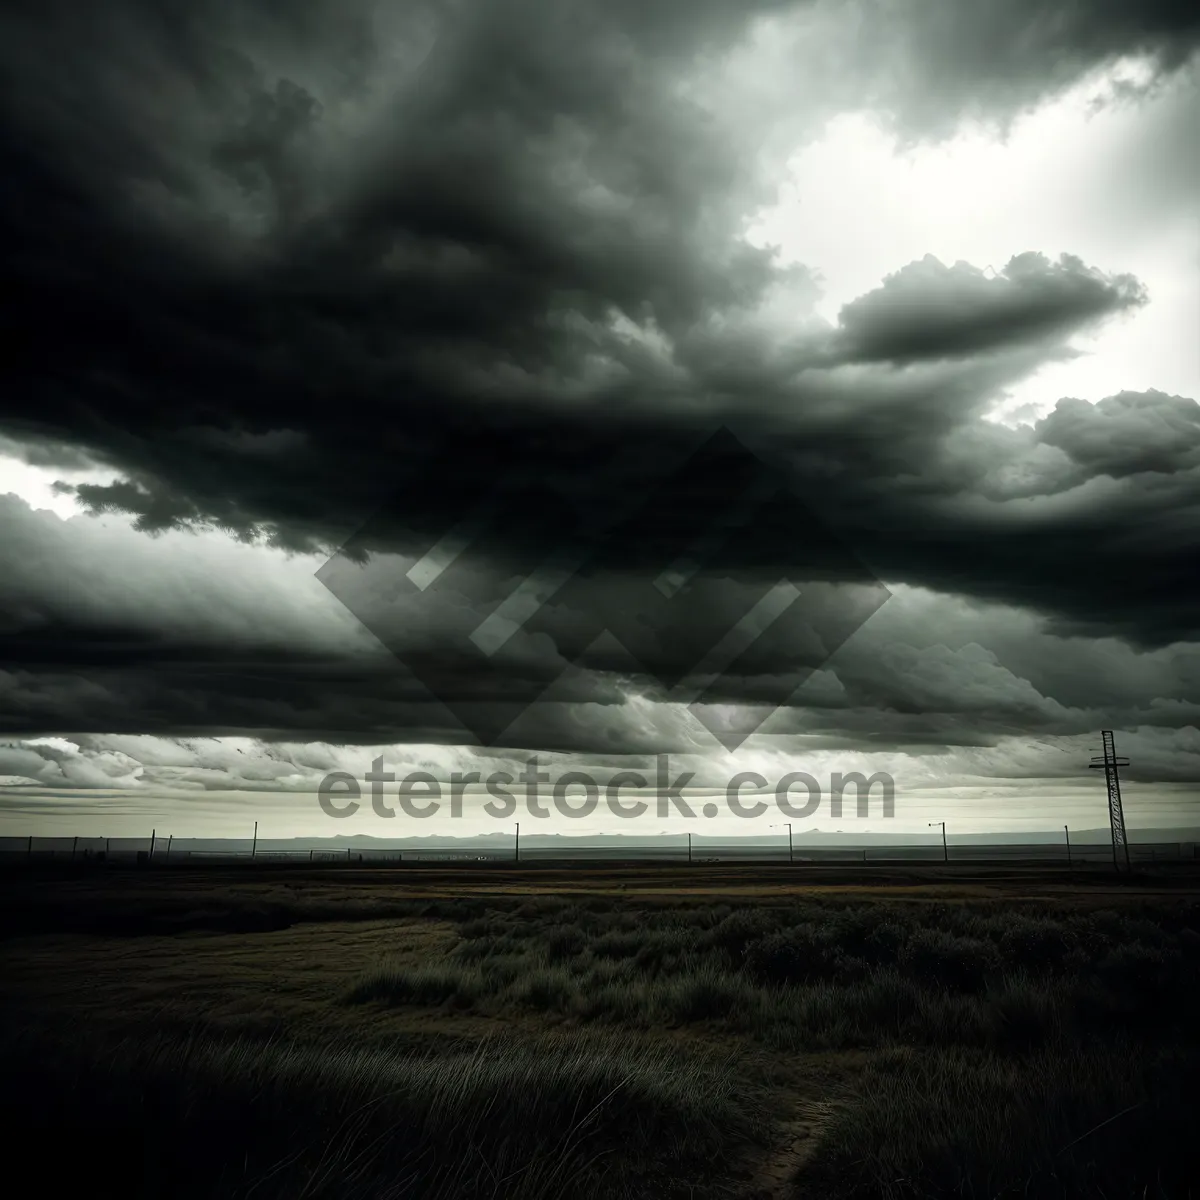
742, 1096, 835, 1199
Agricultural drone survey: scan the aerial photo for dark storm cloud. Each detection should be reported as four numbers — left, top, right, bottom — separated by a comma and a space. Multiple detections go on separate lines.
0, 494, 636, 747
1036, 390, 1200, 478
826, 253, 1147, 365
1, 0, 1198, 751
4, 487, 1196, 762
831, 0, 1200, 141
0, 0, 814, 551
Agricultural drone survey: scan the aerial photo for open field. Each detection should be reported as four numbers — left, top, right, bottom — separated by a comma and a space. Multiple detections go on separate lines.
3, 864, 1200, 1198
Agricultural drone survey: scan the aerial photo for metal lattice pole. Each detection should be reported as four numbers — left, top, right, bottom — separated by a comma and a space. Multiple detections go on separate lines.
1089, 731, 1131, 871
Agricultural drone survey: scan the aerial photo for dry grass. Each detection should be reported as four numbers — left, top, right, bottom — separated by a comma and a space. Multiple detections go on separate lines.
3, 869, 1199, 1198
1, 1022, 774, 1200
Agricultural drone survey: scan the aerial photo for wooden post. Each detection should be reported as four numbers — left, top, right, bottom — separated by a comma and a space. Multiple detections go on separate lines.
166, 835, 173, 861
1065, 825, 1072, 868
72, 835, 78, 861
27, 834, 32, 859
150, 829, 156, 859
251, 821, 258, 859
687, 832, 691, 863
309, 849, 314, 863
515, 822, 520, 863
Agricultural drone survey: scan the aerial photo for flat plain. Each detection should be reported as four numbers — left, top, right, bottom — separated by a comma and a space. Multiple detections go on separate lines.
3, 862, 1199, 1199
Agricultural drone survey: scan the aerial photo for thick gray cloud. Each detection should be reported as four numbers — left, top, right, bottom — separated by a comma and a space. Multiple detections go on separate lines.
2, 487, 1197, 774
828, 253, 1147, 365
817, 0, 1200, 141
1036, 389, 1200, 477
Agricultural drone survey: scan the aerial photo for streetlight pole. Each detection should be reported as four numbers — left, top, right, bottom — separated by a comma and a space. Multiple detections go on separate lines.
929, 821, 947, 863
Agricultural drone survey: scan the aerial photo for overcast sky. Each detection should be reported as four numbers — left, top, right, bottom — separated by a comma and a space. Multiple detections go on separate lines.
1, 0, 1197, 842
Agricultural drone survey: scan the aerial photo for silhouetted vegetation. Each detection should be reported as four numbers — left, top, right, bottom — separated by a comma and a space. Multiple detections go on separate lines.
0, 1023, 770, 1200
3, 873, 1199, 1198
346, 896, 1200, 1050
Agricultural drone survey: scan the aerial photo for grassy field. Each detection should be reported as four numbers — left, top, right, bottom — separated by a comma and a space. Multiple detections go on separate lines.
2, 863, 1199, 1198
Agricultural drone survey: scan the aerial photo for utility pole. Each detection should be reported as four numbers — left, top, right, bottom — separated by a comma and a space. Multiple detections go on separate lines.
1089, 731, 1131, 871
515, 822, 520, 863
1064, 825, 1072, 868
251, 821, 258, 859
929, 821, 947, 862
770, 823, 793, 864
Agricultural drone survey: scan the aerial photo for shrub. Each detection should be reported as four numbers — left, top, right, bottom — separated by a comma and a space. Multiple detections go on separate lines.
995, 916, 1080, 972
656, 968, 751, 1024
982, 973, 1064, 1052
701, 909, 782, 966
514, 967, 580, 1012
345, 962, 481, 1008
590, 930, 643, 960
743, 925, 843, 985
899, 929, 998, 994
545, 926, 587, 961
